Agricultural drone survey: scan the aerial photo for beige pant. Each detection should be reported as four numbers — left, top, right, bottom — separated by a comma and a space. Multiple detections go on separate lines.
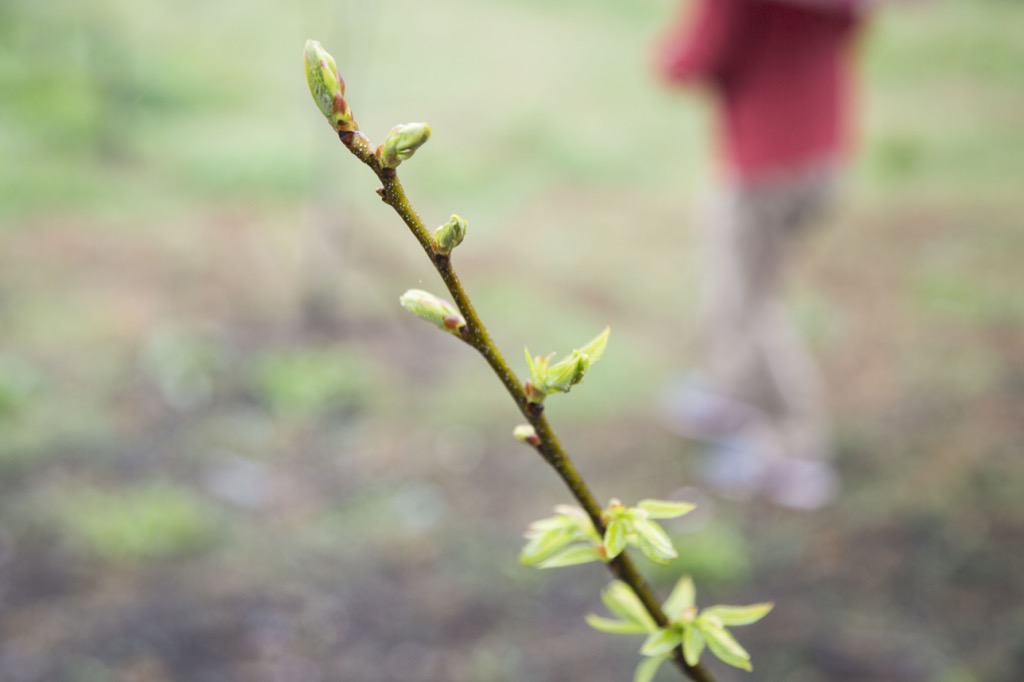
697, 168, 838, 460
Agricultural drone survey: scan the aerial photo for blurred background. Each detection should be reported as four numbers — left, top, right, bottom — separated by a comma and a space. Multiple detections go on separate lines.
1, 0, 1022, 680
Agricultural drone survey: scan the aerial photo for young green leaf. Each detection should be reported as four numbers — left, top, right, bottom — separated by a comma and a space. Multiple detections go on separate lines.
682, 623, 706, 667
632, 518, 677, 564
639, 627, 683, 657
663, 575, 696, 619
601, 582, 658, 633
634, 654, 668, 682
701, 603, 774, 627
553, 504, 592, 526
697, 620, 753, 671
579, 326, 610, 363
519, 527, 576, 566
585, 614, 650, 636
537, 544, 602, 569
636, 498, 697, 519
544, 351, 589, 393
524, 348, 543, 386
603, 518, 628, 559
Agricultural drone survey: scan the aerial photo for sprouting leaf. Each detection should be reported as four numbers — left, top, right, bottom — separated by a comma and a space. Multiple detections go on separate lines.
663, 575, 696, 619
634, 654, 668, 682
519, 527, 576, 566
579, 326, 610, 363
632, 518, 677, 564
544, 352, 589, 393
697, 620, 752, 671
636, 499, 697, 519
553, 504, 593, 527
682, 623, 706, 666
604, 518, 628, 559
585, 614, 650, 636
523, 328, 610, 398
537, 544, 603, 569
524, 347, 543, 387
639, 627, 683, 657
601, 582, 658, 632
701, 603, 774, 627
520, 505, 602, 567
524, 514, 574, 535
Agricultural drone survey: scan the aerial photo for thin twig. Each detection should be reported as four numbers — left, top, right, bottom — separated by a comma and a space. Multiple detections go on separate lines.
338, 129, 715, 682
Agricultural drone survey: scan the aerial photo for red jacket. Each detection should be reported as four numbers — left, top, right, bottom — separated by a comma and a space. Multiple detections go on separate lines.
658, 0, 861, 179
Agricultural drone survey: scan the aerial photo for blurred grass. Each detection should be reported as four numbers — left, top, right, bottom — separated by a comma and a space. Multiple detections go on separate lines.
0, 0, 1022, 680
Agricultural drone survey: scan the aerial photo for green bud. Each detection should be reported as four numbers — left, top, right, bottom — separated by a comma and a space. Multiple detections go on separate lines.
303, 40, 357, 132
432, 214, 468, 256
399, 289, 466, 336
377, 122, 432, 169
513, 424, 540, 446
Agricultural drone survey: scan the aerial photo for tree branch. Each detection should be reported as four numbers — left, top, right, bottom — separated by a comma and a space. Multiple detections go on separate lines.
337, 129, 716, 682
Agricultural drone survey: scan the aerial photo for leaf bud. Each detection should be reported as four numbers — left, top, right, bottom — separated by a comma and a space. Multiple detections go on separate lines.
377, 122, 432, 169
303, 40, 357, 132
399, 289, 466, 336
432, 214, 468, 256
513, 424, 541, 446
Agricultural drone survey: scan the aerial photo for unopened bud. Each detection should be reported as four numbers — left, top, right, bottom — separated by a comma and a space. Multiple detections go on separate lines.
377, 122, 431, 169
513, 424, 540, 446
304, 40, 357, 132
432, 214, 468, 256
399, 289, 466, 336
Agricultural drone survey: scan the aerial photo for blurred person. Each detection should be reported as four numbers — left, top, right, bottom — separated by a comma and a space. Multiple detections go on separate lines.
657, 0, 869, 509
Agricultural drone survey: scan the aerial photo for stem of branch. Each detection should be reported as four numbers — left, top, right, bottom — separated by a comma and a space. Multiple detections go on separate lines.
339, 130, 715, 682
